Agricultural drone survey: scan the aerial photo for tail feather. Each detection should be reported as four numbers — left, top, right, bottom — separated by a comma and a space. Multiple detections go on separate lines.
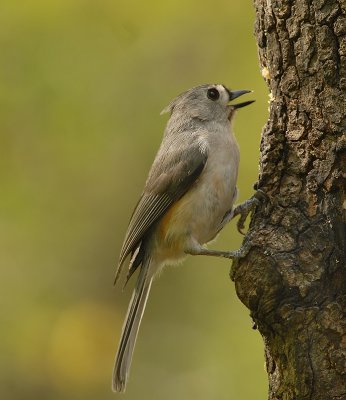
112, 264, 153, 392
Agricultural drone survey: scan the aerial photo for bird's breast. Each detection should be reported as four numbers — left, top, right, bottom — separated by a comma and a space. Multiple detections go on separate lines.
156, 129, 240, 252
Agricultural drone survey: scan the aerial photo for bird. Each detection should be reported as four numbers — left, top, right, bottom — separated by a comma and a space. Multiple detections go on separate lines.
113, 83, 255, 392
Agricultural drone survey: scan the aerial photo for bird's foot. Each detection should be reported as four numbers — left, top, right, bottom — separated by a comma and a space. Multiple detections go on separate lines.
232, 189, 267, 234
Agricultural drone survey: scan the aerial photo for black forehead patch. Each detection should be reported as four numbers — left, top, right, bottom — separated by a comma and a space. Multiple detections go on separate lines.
222, 85, 232, 99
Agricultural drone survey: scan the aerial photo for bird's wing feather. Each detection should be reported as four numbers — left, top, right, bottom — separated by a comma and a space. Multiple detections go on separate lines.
115, 141, 207, 283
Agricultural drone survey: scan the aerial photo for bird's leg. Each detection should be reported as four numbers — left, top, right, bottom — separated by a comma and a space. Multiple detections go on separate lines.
232, 189, 267, 234
185, 240, 251, 260
219, 208, 235, 230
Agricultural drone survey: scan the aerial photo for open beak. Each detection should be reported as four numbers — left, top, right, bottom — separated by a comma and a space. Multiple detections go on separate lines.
227, 89, 255, 109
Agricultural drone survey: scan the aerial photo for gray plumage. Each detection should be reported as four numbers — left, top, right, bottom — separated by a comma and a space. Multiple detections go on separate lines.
113, 83, 254, 392
115, 138, 207, 282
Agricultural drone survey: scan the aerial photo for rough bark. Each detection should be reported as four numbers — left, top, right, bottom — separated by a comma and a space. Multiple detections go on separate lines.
232, 1, 346, 399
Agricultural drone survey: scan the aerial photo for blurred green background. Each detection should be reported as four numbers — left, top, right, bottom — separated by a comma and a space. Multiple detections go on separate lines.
0, 0, 269, 399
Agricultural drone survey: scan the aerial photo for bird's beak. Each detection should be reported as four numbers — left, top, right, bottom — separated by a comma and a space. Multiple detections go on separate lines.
227, 89, 255, 109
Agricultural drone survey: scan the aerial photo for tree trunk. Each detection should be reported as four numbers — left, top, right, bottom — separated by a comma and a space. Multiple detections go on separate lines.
232, 1, 346, 399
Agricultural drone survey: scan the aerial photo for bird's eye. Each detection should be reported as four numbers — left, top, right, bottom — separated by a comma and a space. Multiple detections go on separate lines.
207, 88, 220, 101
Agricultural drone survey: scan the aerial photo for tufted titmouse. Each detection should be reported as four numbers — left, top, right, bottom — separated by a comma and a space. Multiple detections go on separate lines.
113, 84, 255, 392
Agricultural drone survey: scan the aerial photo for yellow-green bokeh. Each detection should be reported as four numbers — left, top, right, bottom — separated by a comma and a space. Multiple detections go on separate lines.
0, 1, 269, 399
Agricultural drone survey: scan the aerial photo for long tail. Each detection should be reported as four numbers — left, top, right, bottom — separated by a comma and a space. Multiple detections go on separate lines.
112, 261, 153, 392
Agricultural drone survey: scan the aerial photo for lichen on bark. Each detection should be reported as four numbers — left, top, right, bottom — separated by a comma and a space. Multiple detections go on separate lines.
232, 1, 346, 399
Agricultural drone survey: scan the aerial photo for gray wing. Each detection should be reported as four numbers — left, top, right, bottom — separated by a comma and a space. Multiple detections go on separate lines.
115, 141, 208, 283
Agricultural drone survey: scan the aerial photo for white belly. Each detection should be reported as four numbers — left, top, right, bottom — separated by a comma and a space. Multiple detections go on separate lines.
155, 127, 240, 261
176, 148, 238, 243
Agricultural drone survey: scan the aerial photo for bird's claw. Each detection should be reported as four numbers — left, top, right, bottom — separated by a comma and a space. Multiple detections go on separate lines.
233, 189, 267, 235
